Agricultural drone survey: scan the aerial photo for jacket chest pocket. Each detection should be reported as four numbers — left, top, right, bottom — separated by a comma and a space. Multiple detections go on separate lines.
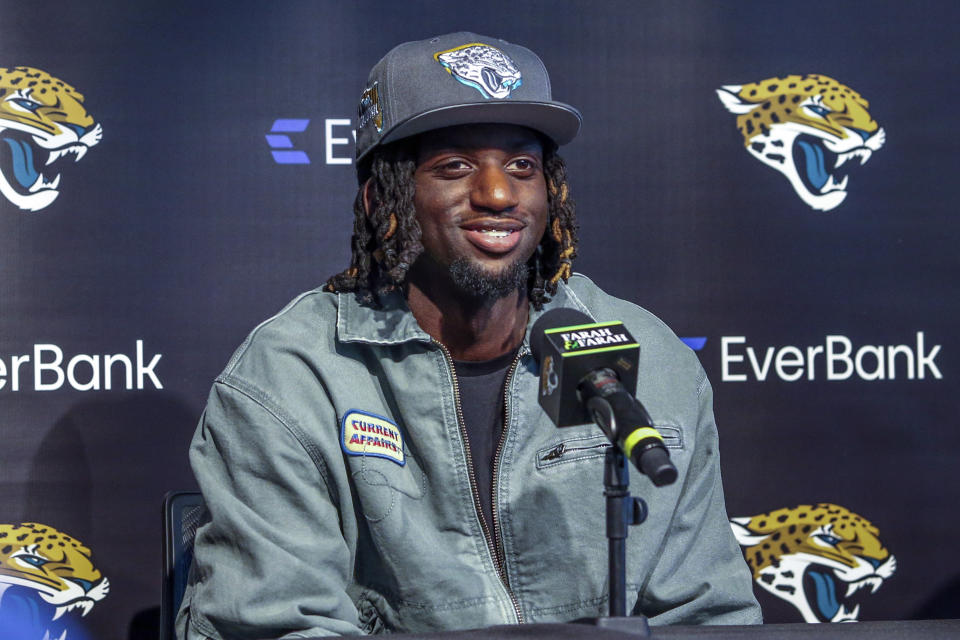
536, 424, 684, 471
536, 433, 612, 470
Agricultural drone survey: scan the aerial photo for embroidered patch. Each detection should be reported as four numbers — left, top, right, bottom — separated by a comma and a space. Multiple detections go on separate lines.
358, 82, 382, 132
433, 43, 522, 99
341, 410, 405, 465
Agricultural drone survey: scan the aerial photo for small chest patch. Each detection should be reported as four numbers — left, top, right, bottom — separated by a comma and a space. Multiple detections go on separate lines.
340, 410, 405, 466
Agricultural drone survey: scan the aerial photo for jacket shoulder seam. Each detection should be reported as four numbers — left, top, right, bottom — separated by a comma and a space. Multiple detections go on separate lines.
214, 373, 333, 493
567, 273, 679, 336
223, 288, 327, 375
559, 276, 597, 317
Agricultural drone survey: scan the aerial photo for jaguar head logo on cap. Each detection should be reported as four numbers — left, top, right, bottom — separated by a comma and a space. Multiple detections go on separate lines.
434, 43, 522, 99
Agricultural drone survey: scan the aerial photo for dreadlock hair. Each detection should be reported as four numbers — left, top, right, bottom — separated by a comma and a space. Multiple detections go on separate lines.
325, 135, 578, 310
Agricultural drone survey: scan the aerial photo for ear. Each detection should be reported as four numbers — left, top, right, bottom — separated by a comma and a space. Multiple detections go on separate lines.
730, 517, 771, 547
716, 86, 759, 115
362, 178, 375, 217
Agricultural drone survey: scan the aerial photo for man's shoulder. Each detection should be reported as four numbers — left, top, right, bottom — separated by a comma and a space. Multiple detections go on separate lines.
219, 286, 340, 378
563, 273, 702, 374
564, 273, 681, 342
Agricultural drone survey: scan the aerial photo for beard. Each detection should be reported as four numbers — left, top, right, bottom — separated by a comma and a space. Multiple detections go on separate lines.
448, 257, 529, 300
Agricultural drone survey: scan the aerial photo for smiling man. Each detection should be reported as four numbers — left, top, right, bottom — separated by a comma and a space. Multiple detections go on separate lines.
178, 33, 760, 639
405, 124, 550, 361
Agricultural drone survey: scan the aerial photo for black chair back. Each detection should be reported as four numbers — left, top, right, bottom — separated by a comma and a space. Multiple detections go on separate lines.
161, 491, 205, 640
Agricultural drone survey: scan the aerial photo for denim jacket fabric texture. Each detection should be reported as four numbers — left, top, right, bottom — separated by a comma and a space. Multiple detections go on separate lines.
177, 274, 761, 639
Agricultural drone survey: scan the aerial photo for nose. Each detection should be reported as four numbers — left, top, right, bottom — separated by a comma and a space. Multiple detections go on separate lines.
62, 122, 94, 138
848, 127, 874, 143
66, 576, 95, 592
470, 164, 518, 213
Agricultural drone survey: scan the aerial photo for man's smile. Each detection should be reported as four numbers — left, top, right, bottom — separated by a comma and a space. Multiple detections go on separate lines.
460, 217, 526, 254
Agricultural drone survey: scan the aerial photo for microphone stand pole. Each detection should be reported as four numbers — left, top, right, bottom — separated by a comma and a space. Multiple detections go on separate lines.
588, 398, 651, 635
605, 445, 646, 618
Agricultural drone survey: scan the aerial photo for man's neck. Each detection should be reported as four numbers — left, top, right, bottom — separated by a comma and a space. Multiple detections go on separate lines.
406, 280, 529, 361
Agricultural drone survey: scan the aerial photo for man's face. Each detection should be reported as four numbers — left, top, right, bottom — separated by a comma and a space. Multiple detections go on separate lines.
411, 123, 549, 298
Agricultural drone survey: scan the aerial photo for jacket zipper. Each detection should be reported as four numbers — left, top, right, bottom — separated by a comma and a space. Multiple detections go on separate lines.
435, 340, 525, 624
491, 349, 525, 613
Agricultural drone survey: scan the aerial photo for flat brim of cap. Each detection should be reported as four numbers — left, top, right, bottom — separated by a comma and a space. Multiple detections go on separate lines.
379, 101, 582, 151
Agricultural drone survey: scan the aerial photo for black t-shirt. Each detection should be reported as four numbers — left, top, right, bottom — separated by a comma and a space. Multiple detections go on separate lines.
452, 349, 518, 535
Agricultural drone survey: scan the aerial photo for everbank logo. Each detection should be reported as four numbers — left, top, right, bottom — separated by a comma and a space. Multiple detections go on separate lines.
0, 340, 162, 392
720, 332, 941, 382
265, 118, 355, 165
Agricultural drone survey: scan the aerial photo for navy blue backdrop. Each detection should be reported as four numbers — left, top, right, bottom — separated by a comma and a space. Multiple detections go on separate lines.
1, 1, 958, 637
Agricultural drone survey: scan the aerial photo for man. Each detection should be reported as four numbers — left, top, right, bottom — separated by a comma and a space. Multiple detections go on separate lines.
178, 32, 761, 639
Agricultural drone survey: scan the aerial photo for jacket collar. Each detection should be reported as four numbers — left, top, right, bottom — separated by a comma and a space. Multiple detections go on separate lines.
336, 289, 431, 345
336, 279, 594, 346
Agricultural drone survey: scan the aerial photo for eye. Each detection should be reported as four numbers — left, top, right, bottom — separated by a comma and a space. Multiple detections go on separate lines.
18, 554, 49, 568
507, 157, 540, 176
815, 533, 842, 547
806, 104, 831, 118
11, 98, 41, 112
440, 159, 470, 171
429, 158, 472, 178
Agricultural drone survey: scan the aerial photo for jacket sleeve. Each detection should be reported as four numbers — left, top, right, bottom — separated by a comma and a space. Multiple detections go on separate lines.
636, 369, 763, 625
177, 377, 365, 639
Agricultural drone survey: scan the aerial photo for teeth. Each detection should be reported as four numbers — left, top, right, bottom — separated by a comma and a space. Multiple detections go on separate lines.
45, 145, 87, 166
822, 174, 848, 193
845, 581, 859, 598
480, 230, 510, 237
28, 173, 61, 192
59, 630, 68, 640
834, 149, 872, 170
831, 603, 861, 622
844, 576, 883, 598
48, 599, 95, 621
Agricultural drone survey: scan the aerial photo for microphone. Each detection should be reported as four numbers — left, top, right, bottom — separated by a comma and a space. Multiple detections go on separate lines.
531, 308, 678, 487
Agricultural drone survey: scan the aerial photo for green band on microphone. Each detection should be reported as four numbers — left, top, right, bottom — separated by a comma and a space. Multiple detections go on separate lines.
622, 427, 663, 458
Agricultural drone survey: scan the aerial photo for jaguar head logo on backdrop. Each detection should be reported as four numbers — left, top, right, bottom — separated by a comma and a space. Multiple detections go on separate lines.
0, 66, 102, 212
731, 503, 896, 623
717, 74, 884, 211
0, 522, 109, 639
